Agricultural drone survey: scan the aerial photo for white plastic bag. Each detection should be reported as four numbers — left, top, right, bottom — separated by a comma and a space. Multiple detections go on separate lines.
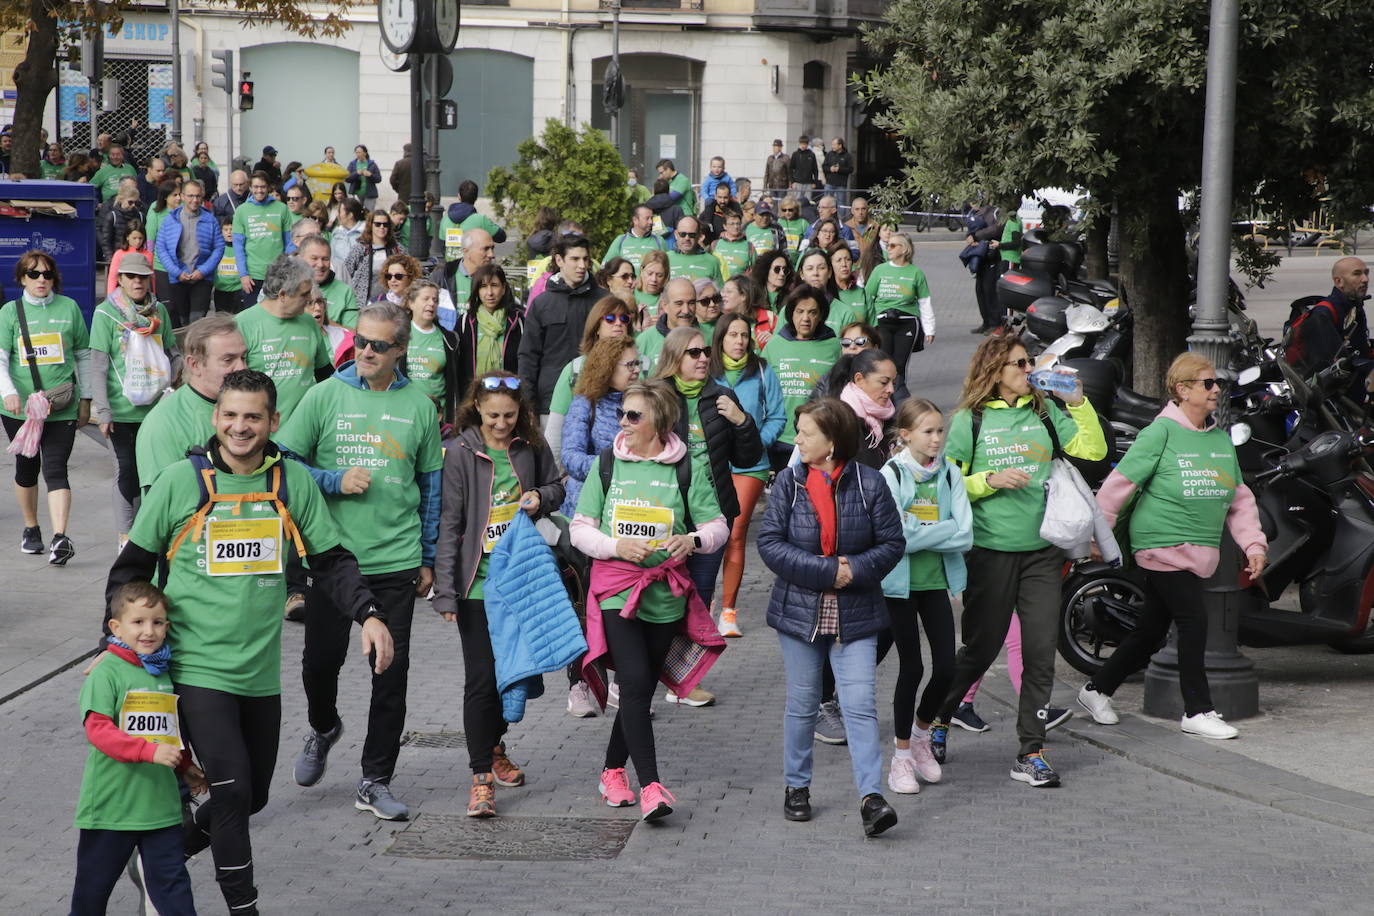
122, 331, 172, 406
1039, 458, 1096, 549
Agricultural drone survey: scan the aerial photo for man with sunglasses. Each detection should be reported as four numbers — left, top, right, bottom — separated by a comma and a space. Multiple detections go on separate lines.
278, 302, 443, 822
605, 204, 665, 273
283, 185, 310, 230
232, 170, 295, 309
667, 217, 724, 286
637, 277, 699, 371
519, 234, 604, 417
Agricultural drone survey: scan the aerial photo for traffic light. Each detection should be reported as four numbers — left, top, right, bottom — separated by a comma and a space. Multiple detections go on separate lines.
238, 75, 254, 112
210, 49, 233, 95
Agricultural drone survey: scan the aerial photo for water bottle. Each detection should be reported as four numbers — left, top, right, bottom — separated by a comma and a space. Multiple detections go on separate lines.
1030, 364, 1079, 395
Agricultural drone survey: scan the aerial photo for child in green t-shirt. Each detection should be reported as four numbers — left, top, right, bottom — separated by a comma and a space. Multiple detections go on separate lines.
71, 582, 207, 915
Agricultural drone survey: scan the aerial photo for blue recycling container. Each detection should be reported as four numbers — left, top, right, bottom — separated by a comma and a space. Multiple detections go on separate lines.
0, 180, 98, 325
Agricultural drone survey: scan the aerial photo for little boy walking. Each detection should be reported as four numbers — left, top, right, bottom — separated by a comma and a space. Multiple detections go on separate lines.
71, 581, 206, 916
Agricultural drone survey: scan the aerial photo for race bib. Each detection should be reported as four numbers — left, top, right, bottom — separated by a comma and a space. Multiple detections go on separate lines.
205, 516, 283, 576
611, 502, 674, 548
907, 501, 939, 523
22, 331, 64, 366
785, 229, 801, 251
652, 215, 665, 236
217, 257, 237, 279
445, 227, 464, 261
526, 260, 541, 283
120, 689, 182, 748
484, 502, 518, 553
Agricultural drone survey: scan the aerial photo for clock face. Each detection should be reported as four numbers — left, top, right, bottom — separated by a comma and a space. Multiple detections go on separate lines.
434, 0, 461, 52
379, 0, 417, 54
379, 38, 410, 72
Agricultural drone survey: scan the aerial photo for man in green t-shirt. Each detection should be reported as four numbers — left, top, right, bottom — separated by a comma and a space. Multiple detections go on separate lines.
283, 184, 310, 229
606, 205, 666, 272
134, 314, 247, 491
667, 217, 724, 285
277, 302, 444, 822
106, 369, 394, 915
435, 227, 496, 330
638, 277, 699, 372
710, 211, 756, 279
438, 179, 507, 262
231, 170, 295, 308
90, 144, 136, 202
299, 233, 358, 329
235, 254, 333, 423
657, 158, 697, 218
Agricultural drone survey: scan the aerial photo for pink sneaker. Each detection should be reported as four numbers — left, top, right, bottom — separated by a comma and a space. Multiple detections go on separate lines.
911, 730, 943, 783
639, 781, 676, 821
599, 767, 635, 807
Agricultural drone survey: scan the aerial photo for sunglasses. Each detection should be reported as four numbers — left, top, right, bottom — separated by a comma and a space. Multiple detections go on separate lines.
684, 346, 712, 359
676, 231, 698, 238
119, 272, 148, 280
1005, 358, 1032, 369
1188, 378, 1220, 390
603, 313, 634, 325
354, 334, 400, 354
840, 336, 869, 348
372, 221, 390, 227
386, 272, 408, 281
481, 376, 521, 391
614, 271, 635, 281
781, 209, 798, 214
616, 408, 645, 424
287, 195, 304, 201
698, 295, 723, 307
24, 269, 55, 280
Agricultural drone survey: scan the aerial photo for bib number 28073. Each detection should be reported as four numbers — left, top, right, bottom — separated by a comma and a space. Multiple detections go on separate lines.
205, 516, 283, 576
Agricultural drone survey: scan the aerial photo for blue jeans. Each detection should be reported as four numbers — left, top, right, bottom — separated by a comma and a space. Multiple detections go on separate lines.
777, 630, 882, 799
685, 517, 731, 608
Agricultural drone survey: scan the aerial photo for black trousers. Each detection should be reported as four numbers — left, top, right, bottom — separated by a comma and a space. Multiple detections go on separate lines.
455, 598, 511, 773
1, 415, 77, 490
70, 824, 195, 916
168, 278, 213, 328
108, 421, 140, 505
177, 683, 281, 913
1089, 567, 1215, 716
878, 589, 956, 734
212, 288, 242, 315
975, 261, 1006, 330
301, 567, 417, 782
602, 610, 677, 785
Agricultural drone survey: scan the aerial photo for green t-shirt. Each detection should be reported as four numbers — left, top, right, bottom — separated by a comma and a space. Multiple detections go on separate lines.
235, 305, 332, 423
91, 163, 136, 201
634, 289, 660, 321
669, 172, 697, 217
903, 477, 948, 591
864, 262, 931, 318
761, 333, 841, 444
1000, 215, 1024, 265
549, 357, 581, 417
407, 322, 447, 403
745, 222, 777, 254
40, 160, 64, 179
824, 299, 860, 337
88, 298, 176, 423
836, 285, 867, 319
75, 652, 182, 831
668, 251, 723, 285
573, 451, 722, 623
778, 218, 808, 254
637, 326, 668, 375
607, 232, 663, 273
134, 385, 216, 489
127, 456, 342, 695
0, 295, 89, 421
684, 396, 709, 479
214, 248, 241, 292
145, 207, 169, 271
232, 200, 291, 280
1116, 418, 1239, 551
468, 446, 521, 600
276, 375, 444, 575
439, 211, 504, 261
321, 276, 358, 329
712, 238, 755, 279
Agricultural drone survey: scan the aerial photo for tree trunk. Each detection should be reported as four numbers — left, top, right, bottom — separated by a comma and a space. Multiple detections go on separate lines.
1119, 184, 1191, 397
10, 0, 59, 179
1084, 212, 1110, 281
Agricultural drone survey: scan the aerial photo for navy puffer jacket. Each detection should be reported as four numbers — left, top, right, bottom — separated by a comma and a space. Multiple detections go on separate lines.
758, 461, 904, 642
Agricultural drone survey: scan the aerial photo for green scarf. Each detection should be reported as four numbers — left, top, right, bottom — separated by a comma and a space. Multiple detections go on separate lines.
474, 306, 506, 376
674, 376, 706, 398
722, 352, 749, 372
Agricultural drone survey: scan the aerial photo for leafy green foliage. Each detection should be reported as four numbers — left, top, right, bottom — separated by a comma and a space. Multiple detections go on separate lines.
486, 119, 631, 260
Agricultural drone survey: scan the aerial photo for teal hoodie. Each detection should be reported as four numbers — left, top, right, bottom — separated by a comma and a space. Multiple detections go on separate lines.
879, 452, 973, 597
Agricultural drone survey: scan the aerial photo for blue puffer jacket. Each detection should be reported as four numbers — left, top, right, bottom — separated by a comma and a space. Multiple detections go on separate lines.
714, 363, 786, 475
155, 205, 226, 281
758, 460, 905, 643
560, 390, 623, 515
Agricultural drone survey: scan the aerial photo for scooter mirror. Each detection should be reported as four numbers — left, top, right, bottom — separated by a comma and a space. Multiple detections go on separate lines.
1230, 423, 1252, 447
1236, 366, 1263, 386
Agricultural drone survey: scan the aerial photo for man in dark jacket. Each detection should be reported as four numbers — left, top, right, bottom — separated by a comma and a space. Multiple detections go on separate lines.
821, 138, 854, 206
966, 202, 1006, 333
389, 143, 412, 198
1290, 256, 1372, 394
213, 169, 250, 223
135, 155, 166, 210
253, 146, 283, 188
789, 136, 820, 207
764, 139, 791, 201
643, 178, 685, 243
517, 234, 604, 416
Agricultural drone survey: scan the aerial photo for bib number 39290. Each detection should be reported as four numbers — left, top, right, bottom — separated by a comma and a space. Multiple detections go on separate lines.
120, 689, 183, 748
205, 516, 283, 576
611, 503, 674, 548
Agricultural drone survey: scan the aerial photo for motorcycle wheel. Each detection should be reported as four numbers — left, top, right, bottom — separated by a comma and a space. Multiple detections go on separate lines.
1058, 569, 1148, 676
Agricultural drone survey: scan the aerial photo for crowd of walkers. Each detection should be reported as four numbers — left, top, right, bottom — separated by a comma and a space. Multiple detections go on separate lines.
0, 153, 1267, 914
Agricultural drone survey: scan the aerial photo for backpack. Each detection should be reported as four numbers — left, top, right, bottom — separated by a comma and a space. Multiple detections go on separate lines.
597, 446, 695, 530
166, 448, 305, 564
1282, 296, 1337, 367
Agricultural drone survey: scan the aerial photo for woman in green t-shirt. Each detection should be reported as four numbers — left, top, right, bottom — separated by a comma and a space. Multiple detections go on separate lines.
749, 249, 796, 313
633, 250, 668, 329
864, 232, 935, 385
434, 370, 565, 817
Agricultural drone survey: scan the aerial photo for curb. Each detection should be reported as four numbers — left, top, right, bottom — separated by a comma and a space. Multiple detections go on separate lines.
979, 676, 1374, 837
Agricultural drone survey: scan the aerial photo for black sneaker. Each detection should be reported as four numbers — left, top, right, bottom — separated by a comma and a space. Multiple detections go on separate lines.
860, 793, 898, 837
928, 720, 948, 763
783, 786, 811, 822
951, 702, 991, 733
1044, 706, 1074, 731
48, 533, 74, 566
294, 721, 343, 787
1010, 750, 1061, 787
20, 525, 42, 554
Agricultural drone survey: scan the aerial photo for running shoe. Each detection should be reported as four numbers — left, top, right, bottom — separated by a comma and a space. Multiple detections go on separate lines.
20, 525, 42, 554
887, 754, 920, 794
1010, 751, 1061, 788
284, 592, 307, 622
598, 767, 635, 807
1044, 706, 1074, 731
1077, 685, 1120, 725
568, 681, 598, 718
910, 731, 943, 783
491, 743, 525, 787
48, 533, 74, 566
293, 720, 343, 787
814, 699, 847, 745
355, 779, 409, 820
950, 701, 991, 732
718, 607, 743, 638
639, 782, 675, 821
860, 793, 898, 837
665, 687, 716, 706
467, 773, 496, 818
1181, 710, 1238, 739
928, 720, 948, 763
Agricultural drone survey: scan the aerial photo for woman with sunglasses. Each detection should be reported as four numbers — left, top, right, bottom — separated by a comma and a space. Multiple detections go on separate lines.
545, 296, 636, 466
692, 278, 723, 343
1079, 353, 1265, 740
930, 334, 1105, 788
709, 312, 785, 638
434, 370, 564, 817
455, 264, 524, 421
570, 378, 728, 820
749, 249, 796, 312
375, 253, 421, 305
0, 252, 91, 565
761, 285, 840, 473
811, 321, 912, 406
775, 196, 809, 257
596, 257, 637, 306
633, 250, 669, 329
343, 209, 402, 306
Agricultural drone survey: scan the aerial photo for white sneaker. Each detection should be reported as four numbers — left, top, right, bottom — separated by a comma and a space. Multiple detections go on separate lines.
909, 731, 943, 783
887, 754, 920, 794
567, 682, 598, 718
1181, 710, 1238, 739
1077, 685, 1120, 725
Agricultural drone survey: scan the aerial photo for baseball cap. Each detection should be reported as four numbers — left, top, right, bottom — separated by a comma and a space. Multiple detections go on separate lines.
755, 199, 773, 213
118, 252, 153, 275
263, 145, 278, 156
772, 139, 783, 146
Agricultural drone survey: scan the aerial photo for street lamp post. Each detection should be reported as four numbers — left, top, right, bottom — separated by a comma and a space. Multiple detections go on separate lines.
169, 0, 182, 145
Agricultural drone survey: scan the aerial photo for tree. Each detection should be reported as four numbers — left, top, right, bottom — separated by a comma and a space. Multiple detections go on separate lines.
860, 0, 1374, 394
1, 0, 357, 179
486, 119, 631, 260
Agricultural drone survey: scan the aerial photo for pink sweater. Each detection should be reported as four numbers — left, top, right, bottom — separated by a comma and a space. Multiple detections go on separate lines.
1096, 400, 1266, 578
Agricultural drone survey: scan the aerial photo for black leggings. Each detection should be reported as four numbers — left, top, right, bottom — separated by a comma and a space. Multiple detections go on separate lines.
1, 414, 77, 489
602, 610, 677, 785
455, 598, 510, 774
176, 684, 280, 914
877, 310, 921, 379
108, 421, 140, 505
877, 590, 957, 736
212, 287, 243, 315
